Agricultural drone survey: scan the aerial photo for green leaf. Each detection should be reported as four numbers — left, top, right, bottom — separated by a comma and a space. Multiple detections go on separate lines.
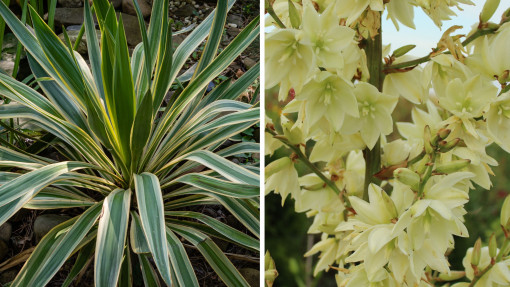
0, 161, 94, 215
62, 240, 95, 287
178, 150, 259, 185
133, 173, 173, 286
165, 211, 259, 251
165, 228, 200, 286
130, 90, 153, 171
169, 224, 250, 287
288, 0, 301, 28
172, 173, 259, 198
11, 203, 102, 287
138, 254, 162, 287
129, 211, 150, 254
95, 189, 131, 287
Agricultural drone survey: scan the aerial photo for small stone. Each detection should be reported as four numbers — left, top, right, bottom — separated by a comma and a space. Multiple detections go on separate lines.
239, 268, 259, 287
122, 0, 151, 17
174, 5, 196, 17
242, 57, 257, 70
227, 14, 243, 27
0, 268, 17, 285
0, 240, 8, 260
227, 23, 238, 28
34, 214, 71, 242
58, 0, 82, 8
53, 8, 85, 27
0, 222, 12, 243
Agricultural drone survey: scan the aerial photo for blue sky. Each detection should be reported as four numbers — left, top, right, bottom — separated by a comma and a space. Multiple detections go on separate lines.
382, 0, 510, 56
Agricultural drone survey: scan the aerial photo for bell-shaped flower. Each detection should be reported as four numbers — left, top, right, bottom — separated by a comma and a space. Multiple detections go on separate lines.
486, 92, 510, 153
463, 246, 510, 287
414, 0, 474, 28
265, 157, 300, 205
383, 58, 430, 104
301, 1, 358, 70
341, 82, 398, 149
265, 0, 303, 28
479, 22, 510, 79
334, 0, 384, 25
386, 0, 415, 30
436, 75, 497, 120
309, 131, 365, 163
265, 28, 315, 100
297, 71, 358, 131
397, 100, 443, 152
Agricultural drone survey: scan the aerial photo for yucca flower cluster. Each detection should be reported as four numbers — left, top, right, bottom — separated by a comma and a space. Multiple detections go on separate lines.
265, 0, 510, 285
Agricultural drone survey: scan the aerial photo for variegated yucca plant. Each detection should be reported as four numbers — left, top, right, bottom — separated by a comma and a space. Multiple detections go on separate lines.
0, 0, 260, 285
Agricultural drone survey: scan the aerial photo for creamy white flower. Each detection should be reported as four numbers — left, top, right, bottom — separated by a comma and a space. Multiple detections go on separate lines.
341, 82, 398, 149
265, 157, 300, 204
463, 246, 510, 287
486, 92, 510, 153
297, 71, 358, 131
265, 29, 315, 100
334, 0, 384, 25
301, 1, 358, 70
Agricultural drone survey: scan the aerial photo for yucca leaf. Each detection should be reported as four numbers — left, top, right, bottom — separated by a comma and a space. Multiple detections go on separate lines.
84, 0, 105, 102
168, 224, 250, 287
138, 254, 162, 287
162, 190, 259, 238
171, 173, 259, 198
28, 6, 91, 108
150, 16, 259, 154
133, 173, 173, 285
62, 240, 95, 287
95, 189, 131, 287
165, 228, 200, 286
165, 211, 259, 251
217, 62, 261, 101
0, 161, 94, 208
11, 203, 102, 287
27, 54, 88, 131
129, 211, 150, 254
130, 89, 153, 171
177, 150, 259, 185
25, 188, 96, 209
118, 246, 133, 287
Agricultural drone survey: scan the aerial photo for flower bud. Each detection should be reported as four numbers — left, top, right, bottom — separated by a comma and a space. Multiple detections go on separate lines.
437, 128, 451, 140
438, 138, 461, 152
480, 0, 500, 22
471, 238, 482, 267
392, 45, 416, 58
413, 155, 430, 175
438, 271, 467, 281
265, 251, 278, 287
288, 0, 301, 28
424, 125, 434, 154
434, 159, 471, 174
500, 195, 510, 228
265, 157, 291, 179
489, 234, 498, 258
394, 168, 420, 191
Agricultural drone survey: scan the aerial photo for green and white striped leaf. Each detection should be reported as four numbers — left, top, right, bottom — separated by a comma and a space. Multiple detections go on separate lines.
11, 203, 102, 287
165, 211, 258, 251
95, 189, 131, 287
133, 173, 173, 285
172, 173, 259, 198
62, 240, 95, 287
138, 254, 162, 287
166, 228, 199, 286
168, 224, 250, 287
129, 211, 150, 254
174, 150, 258, 185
